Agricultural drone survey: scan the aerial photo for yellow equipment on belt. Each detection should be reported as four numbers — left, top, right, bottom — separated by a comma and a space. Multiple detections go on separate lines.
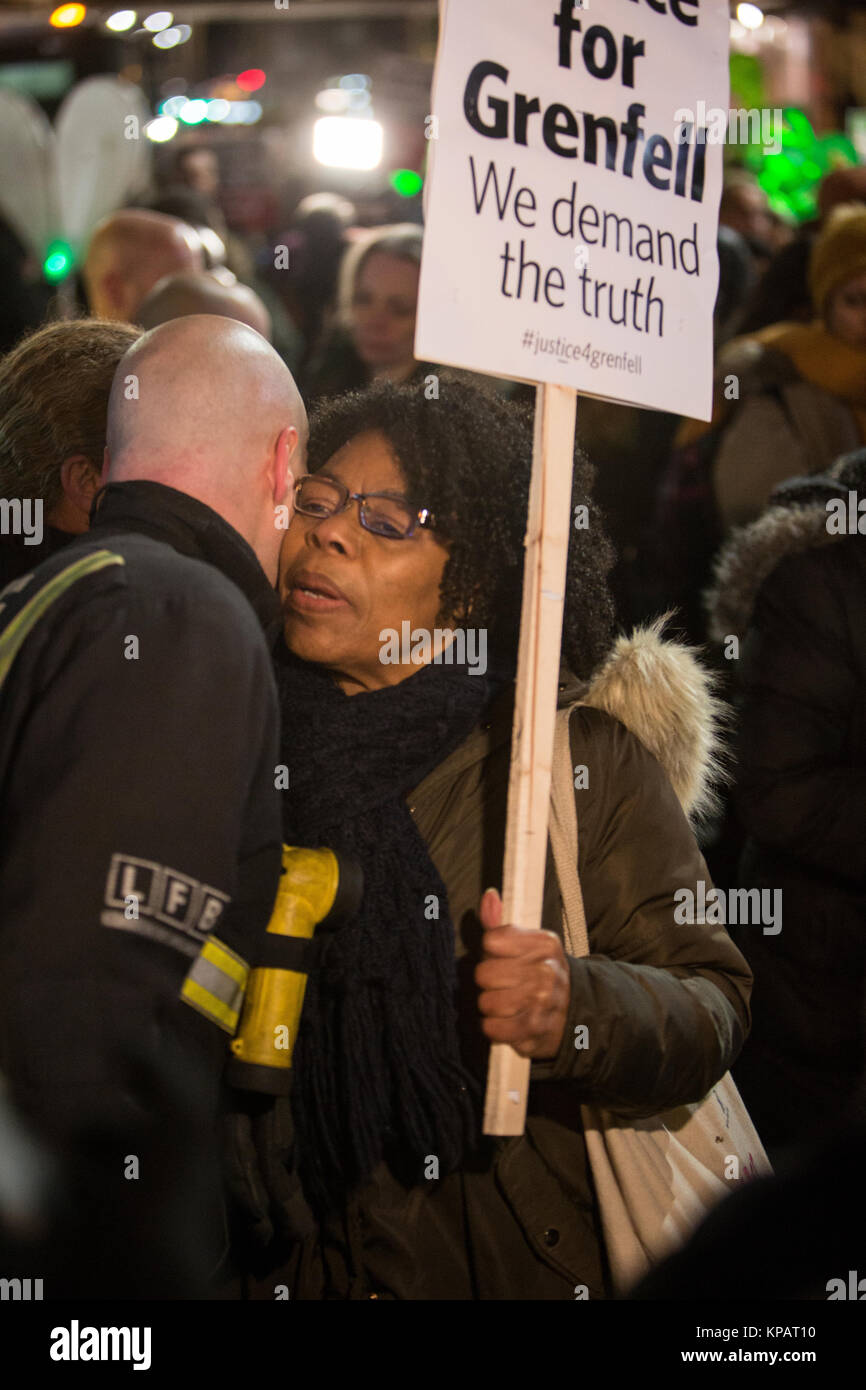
226, 844, 361, 1094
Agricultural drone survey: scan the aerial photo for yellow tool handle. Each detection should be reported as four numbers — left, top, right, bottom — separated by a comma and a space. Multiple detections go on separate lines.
229, 966, 308, 1071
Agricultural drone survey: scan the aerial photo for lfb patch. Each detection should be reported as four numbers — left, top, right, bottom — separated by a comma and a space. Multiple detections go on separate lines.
102, 853, 230, 958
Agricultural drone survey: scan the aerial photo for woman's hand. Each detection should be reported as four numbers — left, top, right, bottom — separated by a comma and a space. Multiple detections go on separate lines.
475, 887, 571, 1060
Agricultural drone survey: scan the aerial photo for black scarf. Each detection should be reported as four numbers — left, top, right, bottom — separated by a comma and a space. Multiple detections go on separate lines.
276, 646, 507, 1210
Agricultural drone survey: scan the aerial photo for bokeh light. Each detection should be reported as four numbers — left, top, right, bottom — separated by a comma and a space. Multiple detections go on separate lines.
143, 11, 173, 32
178, 98, 208, 124
315, 89, 350, 114
43, 242, 74, 281
145, 115, 178, 142
153, 26, 181, 49
736, 4, 764, 29
314, 116, 383, 171
105, 10, 136, 31
390, 169, 423, 198
50, 4, 86, 27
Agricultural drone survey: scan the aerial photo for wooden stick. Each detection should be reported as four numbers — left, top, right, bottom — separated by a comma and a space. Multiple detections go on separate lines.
483, 381, 577, 1136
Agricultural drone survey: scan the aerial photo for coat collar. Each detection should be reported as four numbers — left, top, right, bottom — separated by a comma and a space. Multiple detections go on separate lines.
89, 480, 282, 643
408, 666, 586, 802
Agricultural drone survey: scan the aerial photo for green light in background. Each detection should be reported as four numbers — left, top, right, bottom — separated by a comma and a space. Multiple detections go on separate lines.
742, 108, 859, 223
43, 241, 74, 282
390, 168, 423, 197
729, 48, 860, 224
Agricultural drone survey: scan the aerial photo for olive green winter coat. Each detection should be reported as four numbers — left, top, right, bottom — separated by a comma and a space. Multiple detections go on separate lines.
275, 624, 754, 1300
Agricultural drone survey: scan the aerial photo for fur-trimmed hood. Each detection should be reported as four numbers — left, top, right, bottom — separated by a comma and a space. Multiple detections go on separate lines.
412, 625, 729, 832
705, 447, 866, 641
562, 617, 727, 827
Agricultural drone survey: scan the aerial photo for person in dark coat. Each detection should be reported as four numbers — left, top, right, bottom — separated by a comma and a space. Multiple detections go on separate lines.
0, 314, 307, 1296
263, 192, 356, 374
706, 448, 866, 1162
234, 379, 754, 1300
0, 319, 140, 587
653, 202, 866, 644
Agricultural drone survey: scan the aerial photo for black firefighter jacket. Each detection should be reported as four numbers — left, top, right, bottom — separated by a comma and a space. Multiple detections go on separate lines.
0, 480, 284, 1296
273, 626, 754, 1301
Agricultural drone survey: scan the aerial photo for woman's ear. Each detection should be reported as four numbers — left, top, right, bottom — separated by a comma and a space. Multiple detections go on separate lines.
439, 604, 475, 632
451, 585, 481, 626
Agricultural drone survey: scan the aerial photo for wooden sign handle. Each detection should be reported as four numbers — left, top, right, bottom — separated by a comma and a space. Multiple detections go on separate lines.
482, 381, 577, 1136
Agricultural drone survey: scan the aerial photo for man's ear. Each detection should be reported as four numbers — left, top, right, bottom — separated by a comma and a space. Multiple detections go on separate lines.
270, 424, 298, 509
60, 455, 102, 515
101, 445, 110, 484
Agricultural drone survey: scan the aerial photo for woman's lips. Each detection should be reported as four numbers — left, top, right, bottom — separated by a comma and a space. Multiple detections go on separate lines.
285, 572, 350, 614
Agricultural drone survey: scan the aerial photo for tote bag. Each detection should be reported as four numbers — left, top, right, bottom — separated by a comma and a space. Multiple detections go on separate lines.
549, 706, 773, 1295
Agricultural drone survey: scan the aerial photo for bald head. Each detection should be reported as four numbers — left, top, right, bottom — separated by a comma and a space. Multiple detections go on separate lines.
83, 210, 206, 324
137, 271, 272, 342
106, 315, 307, 581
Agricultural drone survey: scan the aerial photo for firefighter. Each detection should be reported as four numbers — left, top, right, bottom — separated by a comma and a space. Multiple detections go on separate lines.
0, 315, 306, 1296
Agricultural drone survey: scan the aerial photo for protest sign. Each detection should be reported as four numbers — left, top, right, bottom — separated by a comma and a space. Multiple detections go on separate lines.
416, 0, 729, 1135
416, 0, 729, 420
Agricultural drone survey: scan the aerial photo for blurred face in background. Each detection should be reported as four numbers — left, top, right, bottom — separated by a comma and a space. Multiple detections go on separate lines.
350, 252, 420, 381
719, 182, 775, 248
826, 271, 866, 351
180, 149, 220, 199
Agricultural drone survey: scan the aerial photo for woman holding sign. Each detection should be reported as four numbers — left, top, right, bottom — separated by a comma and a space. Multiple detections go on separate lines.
247, 378, 752, 1300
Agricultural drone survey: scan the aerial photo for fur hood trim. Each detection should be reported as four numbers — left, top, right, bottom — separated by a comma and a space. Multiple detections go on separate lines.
706, 504, 835, 642
705, 447, 866, 641
577, 616, 728, 827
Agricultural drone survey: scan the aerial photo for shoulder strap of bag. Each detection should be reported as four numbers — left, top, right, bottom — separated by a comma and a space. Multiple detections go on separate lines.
550, 704, 590, 959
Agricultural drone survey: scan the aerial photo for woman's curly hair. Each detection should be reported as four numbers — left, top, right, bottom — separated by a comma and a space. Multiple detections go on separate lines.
306, 376, 617, 679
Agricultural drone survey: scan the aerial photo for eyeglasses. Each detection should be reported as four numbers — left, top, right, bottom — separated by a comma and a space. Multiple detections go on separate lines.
293, 474, 436, 540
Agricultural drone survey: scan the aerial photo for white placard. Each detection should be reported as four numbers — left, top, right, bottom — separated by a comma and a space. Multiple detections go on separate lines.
416, 0, 730, 419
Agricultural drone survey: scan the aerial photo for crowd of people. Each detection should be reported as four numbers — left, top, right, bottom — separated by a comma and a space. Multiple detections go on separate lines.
0, 148, 863, 1301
